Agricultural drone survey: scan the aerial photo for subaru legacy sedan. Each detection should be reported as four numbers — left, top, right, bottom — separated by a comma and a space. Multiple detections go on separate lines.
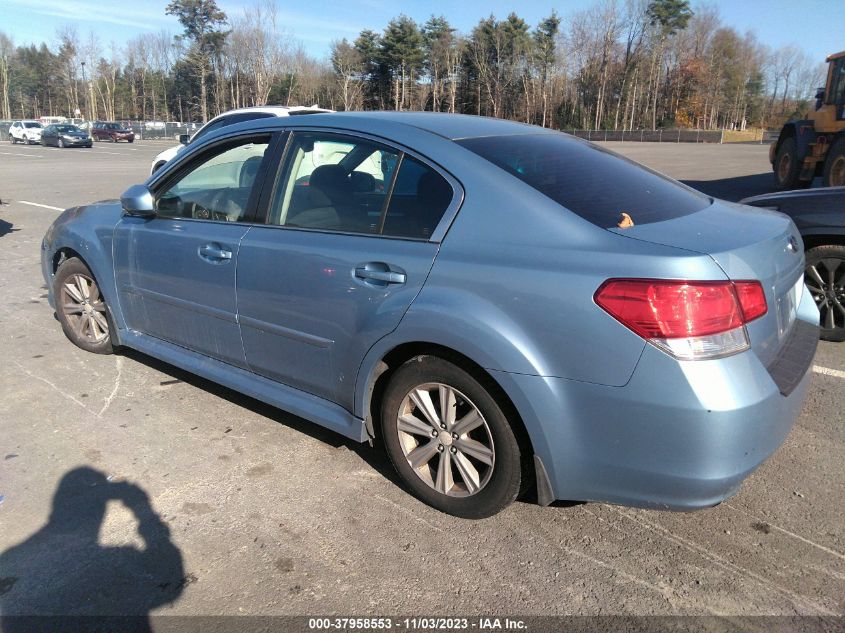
41, 112, 818, 518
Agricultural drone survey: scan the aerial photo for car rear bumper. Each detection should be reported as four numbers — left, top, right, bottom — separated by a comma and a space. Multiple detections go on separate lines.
492, 315, 817, 511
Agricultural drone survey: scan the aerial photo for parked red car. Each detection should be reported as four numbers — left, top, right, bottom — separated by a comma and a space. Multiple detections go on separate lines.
92, 121, 135, 143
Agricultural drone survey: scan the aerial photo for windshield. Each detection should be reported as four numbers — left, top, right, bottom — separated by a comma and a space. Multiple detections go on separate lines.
457, 133, 710, 228
23, 122, 43, 129
55, 125, 82, 133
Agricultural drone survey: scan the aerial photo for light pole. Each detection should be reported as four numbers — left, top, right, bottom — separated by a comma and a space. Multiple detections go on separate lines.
80, 61, 87, 121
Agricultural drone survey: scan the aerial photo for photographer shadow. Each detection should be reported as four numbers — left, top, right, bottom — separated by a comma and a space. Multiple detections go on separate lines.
0, 467, 184, 631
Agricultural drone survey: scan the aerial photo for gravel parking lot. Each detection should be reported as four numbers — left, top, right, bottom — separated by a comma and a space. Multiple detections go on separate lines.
0, 140, 843, 620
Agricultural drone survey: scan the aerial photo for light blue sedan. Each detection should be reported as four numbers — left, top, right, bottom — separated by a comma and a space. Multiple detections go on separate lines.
41, 112, 819, 518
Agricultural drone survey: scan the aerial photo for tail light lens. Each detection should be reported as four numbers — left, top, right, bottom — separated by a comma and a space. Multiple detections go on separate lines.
595, 279, 767, 360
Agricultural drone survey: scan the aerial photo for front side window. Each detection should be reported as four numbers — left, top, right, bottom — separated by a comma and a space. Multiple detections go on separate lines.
155, 137, 270, 222
269, 132, 453, 239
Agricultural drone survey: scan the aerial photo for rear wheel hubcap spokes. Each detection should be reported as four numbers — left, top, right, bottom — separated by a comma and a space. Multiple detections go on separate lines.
397, 382, 495, 497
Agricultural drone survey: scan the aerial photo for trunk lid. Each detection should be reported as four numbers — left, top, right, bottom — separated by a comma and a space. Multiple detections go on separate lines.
609, 200, 805, 366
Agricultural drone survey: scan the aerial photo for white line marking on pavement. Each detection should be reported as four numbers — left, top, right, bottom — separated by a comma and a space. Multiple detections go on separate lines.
724, 502, 845, 562
0, 151, 42, 158
813, 365, 845, 379
17, 200, 64, 211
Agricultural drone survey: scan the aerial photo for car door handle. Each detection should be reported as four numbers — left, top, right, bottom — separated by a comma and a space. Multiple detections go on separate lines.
354, 265, 406, 285
199, 243, 232, 261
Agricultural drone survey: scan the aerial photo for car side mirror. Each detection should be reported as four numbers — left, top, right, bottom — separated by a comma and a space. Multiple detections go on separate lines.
121, 184, 156, 218
179, 134, 190, 145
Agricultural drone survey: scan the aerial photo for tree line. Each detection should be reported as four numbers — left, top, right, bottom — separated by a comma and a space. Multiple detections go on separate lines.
0, 0, 825, 131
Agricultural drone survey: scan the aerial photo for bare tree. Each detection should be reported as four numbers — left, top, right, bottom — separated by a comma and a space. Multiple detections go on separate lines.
0, 32, 12, 119
330, 39, 364, 110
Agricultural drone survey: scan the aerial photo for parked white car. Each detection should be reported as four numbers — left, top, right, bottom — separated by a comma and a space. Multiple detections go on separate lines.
9, 120, 44, 144
149, 105, 332, 175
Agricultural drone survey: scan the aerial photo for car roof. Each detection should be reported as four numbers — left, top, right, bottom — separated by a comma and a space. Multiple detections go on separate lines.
237, 111, 555, 141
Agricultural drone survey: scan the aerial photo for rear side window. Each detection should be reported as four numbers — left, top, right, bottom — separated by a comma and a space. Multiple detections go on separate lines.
382, 157, 453, 239
457, 134, 709, 228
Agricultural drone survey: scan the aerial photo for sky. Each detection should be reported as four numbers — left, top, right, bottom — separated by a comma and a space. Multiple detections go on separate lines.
2, 0, 844, 63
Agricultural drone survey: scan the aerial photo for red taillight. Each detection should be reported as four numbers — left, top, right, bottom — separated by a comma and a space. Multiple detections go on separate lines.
595, 279, 768, 360
733, 281, 768, 322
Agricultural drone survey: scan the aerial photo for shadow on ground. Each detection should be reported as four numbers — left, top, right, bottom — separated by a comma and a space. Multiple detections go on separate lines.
0, 219, 17, 238
0, 467, 184, 631
119, 348, 402, 490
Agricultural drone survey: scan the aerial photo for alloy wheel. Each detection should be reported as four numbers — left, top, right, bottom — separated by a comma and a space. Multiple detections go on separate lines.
60, 273, 109, 344
396, 382, 495, 497
806, 259, 845, 331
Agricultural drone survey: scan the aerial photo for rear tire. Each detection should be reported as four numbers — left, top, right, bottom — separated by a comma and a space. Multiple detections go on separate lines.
805, 245, 845, 342
774, 137, 805, 190
380, 355, 523, 519
53, 257, 115, 354
822, 137, 845, 188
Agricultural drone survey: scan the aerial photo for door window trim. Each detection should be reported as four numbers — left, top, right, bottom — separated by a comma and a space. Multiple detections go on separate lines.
147, 131, 285, 225
256, 127, 464, 243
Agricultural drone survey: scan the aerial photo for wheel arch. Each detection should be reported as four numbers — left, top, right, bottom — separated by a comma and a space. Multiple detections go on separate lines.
802, 231, 845, 251
356, 339, 544, 499
49, 235, 125, 338
775, 120, 816, 162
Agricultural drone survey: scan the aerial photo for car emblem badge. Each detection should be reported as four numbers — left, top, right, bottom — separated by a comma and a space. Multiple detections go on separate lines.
787, 236, 798, 253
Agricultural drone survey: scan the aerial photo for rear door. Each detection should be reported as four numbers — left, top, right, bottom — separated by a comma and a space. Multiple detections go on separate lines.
236, 130, 458, 408
113, 132, 278, 368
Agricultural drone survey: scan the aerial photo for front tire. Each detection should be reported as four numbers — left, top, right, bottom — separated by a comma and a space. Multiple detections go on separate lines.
57, 138, 64, 148
774, 137, 805, 190
805, 245, 845, 342
823, 137, 845, 188
380, 356, 523, 518
53, 257, 114, 354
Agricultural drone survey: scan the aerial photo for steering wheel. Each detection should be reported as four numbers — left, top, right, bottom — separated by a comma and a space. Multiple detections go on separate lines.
189, 200, 232, 222
189, 201, 212, 220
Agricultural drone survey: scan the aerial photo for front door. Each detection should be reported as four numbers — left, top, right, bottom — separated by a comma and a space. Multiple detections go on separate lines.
113, 134, 274, 368
237, 131, 457, 408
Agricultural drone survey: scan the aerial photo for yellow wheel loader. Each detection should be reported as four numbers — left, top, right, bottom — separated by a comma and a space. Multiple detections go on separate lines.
771, 50, 845, 189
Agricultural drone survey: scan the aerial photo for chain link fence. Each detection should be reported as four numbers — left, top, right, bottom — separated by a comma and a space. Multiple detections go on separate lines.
566, 129, 724, 143
566, 128, 779, 144
0, 119, 197, 142
0, 119, 779, 144
121, 121, 198, 140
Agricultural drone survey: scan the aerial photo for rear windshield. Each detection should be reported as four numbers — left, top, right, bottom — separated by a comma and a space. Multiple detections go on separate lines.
457, 133, 710, 228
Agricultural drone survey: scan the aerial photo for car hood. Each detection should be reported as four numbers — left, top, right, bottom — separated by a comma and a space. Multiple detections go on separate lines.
609, 199, 806, 366
154, 145, 183, 163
